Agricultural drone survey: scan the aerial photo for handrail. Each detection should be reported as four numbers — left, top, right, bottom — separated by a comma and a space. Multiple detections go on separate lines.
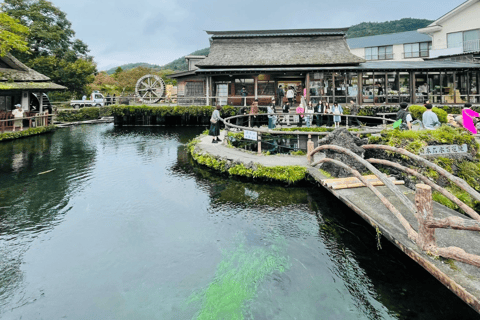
363, 144, 480, 203
0, 114, 51, 122
315, 157, 419, 242
367, 158, 480, 221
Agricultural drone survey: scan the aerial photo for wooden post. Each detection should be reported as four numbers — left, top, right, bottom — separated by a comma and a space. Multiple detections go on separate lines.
306, 73, 311, 104
415, 184, 436, 251
39, 92, 43, 114
307, 134, 314, 164
254, 76, 258, 100
248, 115, 251, 127
206, 77, 210, 106
453, 72, 457, 104
357, 72, 363, 105
257, 132, 262, 155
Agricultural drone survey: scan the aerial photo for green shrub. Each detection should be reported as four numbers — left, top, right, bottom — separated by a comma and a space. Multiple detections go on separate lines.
408, 105, 447, 123
109, 105, 241, 118
56, 107, 112, 122
0, 125, 56, 142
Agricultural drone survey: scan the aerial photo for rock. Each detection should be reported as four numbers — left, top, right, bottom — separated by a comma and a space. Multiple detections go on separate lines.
318, 128, 368, 178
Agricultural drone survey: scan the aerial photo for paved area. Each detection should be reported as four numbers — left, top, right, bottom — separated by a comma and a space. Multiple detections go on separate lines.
197, 130, 324, 166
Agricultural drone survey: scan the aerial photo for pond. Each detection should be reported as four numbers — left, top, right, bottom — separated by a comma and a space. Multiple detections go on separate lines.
0, 124, 478, 319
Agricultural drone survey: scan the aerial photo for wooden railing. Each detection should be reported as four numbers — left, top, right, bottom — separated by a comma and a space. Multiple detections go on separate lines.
307, 143, 480, 268
0, 113, 52, 133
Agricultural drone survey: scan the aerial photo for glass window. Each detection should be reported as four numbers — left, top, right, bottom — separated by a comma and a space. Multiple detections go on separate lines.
185, 82, 204, 97
378, 46, 393, 60
234, 79, 254, 96
404, 43, 420, 58
447, 32, 463, 48
464, 29, 480, 52
365, 47, 378, 60
258, 81, 275, 96
420, 42, 430, 57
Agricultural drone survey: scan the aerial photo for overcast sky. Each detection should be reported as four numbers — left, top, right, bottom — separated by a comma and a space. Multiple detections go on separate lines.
46, 0, 466, 70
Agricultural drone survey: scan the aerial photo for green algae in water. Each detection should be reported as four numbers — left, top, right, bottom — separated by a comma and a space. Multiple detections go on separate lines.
187, 233, 290, 320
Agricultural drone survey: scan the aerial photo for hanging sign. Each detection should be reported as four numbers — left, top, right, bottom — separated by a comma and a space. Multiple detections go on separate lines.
244, 130, 258, 141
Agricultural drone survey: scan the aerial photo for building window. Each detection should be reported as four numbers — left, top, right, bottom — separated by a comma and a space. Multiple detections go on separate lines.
365, 46, 392, 60
185, 82, 204, 97
448, 30, 480, 52
235, 79, 254, 95
404, 42, 431, 58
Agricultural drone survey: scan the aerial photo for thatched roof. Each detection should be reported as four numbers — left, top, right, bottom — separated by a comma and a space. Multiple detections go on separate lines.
0, 54, 51, 82
197, 29, 365, 68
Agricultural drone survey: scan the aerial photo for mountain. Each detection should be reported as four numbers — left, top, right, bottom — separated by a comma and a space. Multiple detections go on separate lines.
105, 62, 163, 74
104, 18, 434, 73
346, 18, 433, 39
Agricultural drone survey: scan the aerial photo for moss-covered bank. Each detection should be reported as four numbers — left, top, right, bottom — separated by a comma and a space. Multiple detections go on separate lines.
56, 107, 113, 122
0, 125, 56, 142
187, 138, 307, 184
367, 125, 480, 213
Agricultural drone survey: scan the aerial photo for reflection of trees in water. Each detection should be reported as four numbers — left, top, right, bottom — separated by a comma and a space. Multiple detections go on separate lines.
0, 126, 100, 311
314, 192, 479, 319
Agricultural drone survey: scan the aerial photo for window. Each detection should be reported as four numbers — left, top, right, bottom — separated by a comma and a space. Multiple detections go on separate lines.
404, 42, 430, 58
464, 29, 480, 52
447, 32, 463, 48
365, 46, 393, 60
365, 47, 378, 60
235, 79, 254, 95
185, 82, 204, 97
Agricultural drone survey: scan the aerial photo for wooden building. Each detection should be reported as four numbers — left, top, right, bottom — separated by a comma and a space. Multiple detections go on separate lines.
0, 53, 66, 113
170, 28, 480, 106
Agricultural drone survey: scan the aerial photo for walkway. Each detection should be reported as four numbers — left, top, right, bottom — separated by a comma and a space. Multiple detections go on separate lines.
195, 131, 480, 314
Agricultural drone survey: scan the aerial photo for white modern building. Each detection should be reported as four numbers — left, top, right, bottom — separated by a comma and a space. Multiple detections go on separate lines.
347, 31, 432, 61
418, 0, 480, 61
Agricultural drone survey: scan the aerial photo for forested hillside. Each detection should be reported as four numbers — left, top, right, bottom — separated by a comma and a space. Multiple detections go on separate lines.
104, 18, 433, 72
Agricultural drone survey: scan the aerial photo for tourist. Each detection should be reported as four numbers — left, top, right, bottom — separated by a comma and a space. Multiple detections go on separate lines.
277, 85, 284, 107
249, 99, 259, 127
325, 102, 333, 127
236, 105, 247, 128
305, 101, 314, 127
422, 103, 440, 130
396, 102, 412, 130
286, 86, 295, 106
267, 99, 277, 129
240, 86, 248, 106
295, 101, 305, 127
209, 105, 223, 143
457, 103, 479, 134
374, 82, 384, 103
12, 104, 24, 132
348, 100, 362, 127
332, 102, 343, 128
316, 101, 325, 126
282, 101, 291, 126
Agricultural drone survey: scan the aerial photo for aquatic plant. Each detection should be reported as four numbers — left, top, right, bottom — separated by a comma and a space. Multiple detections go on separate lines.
187, 233, 290, 319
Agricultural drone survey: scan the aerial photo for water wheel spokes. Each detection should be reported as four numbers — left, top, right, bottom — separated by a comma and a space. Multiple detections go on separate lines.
135, 74, 165, 104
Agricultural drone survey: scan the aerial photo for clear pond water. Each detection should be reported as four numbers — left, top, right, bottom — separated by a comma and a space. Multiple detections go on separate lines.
0, 124, 478, 319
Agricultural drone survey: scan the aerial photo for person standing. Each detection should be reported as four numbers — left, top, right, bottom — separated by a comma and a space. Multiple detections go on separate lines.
12, 104, 24, 132
267, 99, 277, 129
305, 101, 314, 127
286, 86, 295, 106
422, 104, 440, 130
277, 85, 284, 107
332, 102, 343, 128
249, 99, 259, 127
316, 101, 324, 126
296, 101, 305, 127
240, 86, 248, 106
325, 102, 333, 127
396, 102, 412, 130
348, 100, 362, 126
282, 101, 291, 126
209, 105, 223, 143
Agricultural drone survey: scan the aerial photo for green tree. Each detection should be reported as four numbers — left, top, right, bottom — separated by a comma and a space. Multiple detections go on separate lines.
1, 0, 96, 95
0, 11, 30, 56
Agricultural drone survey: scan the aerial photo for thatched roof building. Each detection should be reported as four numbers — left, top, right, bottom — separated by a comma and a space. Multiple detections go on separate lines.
0, 53, 66, 112
197, 28, 365, 68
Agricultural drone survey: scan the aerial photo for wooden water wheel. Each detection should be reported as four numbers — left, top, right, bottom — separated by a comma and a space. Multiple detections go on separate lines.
135, 74, 165, 104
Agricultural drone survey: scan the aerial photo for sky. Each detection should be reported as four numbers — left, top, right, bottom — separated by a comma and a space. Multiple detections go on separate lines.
44, 0, 466, 71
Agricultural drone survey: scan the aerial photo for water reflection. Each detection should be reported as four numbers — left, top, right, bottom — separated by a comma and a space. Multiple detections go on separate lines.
0, 124, 478, 319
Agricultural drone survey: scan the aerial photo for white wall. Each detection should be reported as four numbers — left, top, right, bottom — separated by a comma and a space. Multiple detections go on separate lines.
21, 91, 29, 110
429, 1, 480, 49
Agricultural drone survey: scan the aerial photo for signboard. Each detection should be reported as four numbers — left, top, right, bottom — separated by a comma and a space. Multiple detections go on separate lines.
257, 74, 270, 81
421, 144, 468, 156
244, 130, 258, 141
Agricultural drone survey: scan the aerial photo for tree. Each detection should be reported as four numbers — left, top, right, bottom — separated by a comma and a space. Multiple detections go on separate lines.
0, 12, 30, 56
1, 0, 96, 96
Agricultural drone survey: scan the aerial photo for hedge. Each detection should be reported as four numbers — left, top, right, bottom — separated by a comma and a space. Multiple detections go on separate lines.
56, 107, 113, 122
408, 105, 448, 123
0, 125, 56, 142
